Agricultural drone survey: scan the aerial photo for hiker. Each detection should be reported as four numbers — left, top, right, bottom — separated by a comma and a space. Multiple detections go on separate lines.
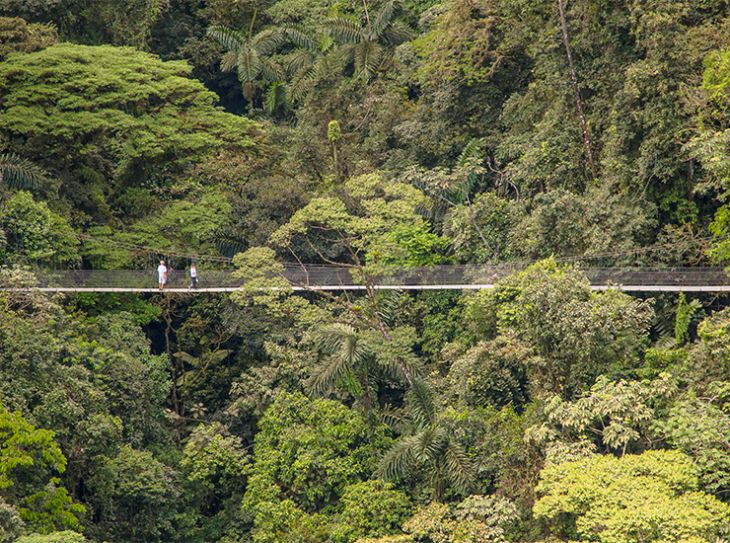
189, 263, 198, 289
157, 260, 168, 290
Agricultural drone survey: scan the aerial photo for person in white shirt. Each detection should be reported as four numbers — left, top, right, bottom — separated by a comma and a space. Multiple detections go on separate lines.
189, 263, 198, 289
157, 260, 168, 290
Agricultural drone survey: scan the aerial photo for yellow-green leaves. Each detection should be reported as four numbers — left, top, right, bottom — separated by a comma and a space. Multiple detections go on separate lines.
534, 450, 730, 543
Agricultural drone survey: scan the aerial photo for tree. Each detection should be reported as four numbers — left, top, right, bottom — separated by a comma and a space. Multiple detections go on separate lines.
15, 532, 87, 543
308, 323, 419, 414
0, 497, 23, 543
378, 379, 475, 501
0, 16, 56, 58
0, 43, 262, 220
207, 24, 286, 110
511, 188, 655, 264
324, 0, 410, 80
534, 450, 730, 543
0, 191, 78, 265
242, 392, 387, 541
180, 422, 249, 542
244, 394, 383, 512
86, 445, 181, 543
0, 403, 84, 533
555, 0, 596, 178
659, 383, 730, 498
329, 480, 412, 543
526, 374, 677, 462
359, 494, 519, 543
446, 336, 533, 410
465, 260, 654, 397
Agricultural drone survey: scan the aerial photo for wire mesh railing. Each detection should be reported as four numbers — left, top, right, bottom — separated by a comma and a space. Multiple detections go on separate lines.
1, 265, 728, 290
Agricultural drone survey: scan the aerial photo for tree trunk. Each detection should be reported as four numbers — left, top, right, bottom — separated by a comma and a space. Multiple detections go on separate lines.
557, 0, 597, 180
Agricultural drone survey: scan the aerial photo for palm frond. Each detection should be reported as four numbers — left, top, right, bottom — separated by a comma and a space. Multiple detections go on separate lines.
379, 404, 408, 431
354, 41, 381, 80
236, 46, 262, 83
314, 323, 357, 353
374, 291, 402, 327
413, 426, 442, 462
308, 323, 369, 394
0, 153, 48, 190
288, 67, 318, 102
406, 377, 435, 429
378, 435, 419, 481
211, 228, 248, 257
371, 0, 398, 40
264, 81, 289, 115
307, 353, 352, 394
324, 16, 365, 44
283, 24, 319, 52
444, 440, 475, 495
457, 137, 485, 168
252, 27, 287, 56
259, 57, 285, 83
286, 49, 316, 76
207, 25, 246, 52
380, 20, 411, 46
220, 51, 238, 72
322, 45, 354, 76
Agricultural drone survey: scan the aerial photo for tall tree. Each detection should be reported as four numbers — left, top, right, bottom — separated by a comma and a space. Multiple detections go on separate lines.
207, 23, 286, 110
324, 0, 410, 80
556, 0, 596, 179
378, 379, 475, 501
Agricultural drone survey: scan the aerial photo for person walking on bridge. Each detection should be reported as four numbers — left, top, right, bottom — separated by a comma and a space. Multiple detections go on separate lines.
157, 260, 168, 290
188, 263, 198, 289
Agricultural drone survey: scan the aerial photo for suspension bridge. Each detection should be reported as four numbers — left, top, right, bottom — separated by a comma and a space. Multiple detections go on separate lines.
1, 266, 729, 293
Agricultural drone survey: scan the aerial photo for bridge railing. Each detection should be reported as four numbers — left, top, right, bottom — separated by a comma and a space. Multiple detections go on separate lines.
1, 265, 727, 290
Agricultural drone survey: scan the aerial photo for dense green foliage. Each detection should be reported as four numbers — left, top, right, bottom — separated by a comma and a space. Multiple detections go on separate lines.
0, 0, 729, 542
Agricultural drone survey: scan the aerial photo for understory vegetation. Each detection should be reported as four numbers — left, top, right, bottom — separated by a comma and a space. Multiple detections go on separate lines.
0, 0, 729, 542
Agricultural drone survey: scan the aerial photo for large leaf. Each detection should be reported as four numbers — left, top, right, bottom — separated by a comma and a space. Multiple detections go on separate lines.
444, 440, 475, 495
286, 49, 316, 76
380, 20, 411, 46
220, 51, 238, 72
308, 323, 369, 394
259, 57, 285, 83
354, 41, 381, 80
406, 377, 436, 429
324, 16, 365, 44
371, 0, 398, 40
378, 435, 419, 481
283, 24, 319, 52
0, 153, 48, 190
252, 27, 287, 56
236, 46, 262, 83
264, 81, 289, 114
207, 25, 246, 53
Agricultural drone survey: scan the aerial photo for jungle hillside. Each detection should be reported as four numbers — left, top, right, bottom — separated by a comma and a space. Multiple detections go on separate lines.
0, 0, 730, 542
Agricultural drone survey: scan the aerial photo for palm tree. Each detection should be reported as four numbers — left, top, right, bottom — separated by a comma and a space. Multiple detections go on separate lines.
308, 322, 417, 413
279, 24, 331, 102
0, 153, 48, 191
324, 0, 410, 80
207, 20, 287, 110
378, 378, 475, 501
